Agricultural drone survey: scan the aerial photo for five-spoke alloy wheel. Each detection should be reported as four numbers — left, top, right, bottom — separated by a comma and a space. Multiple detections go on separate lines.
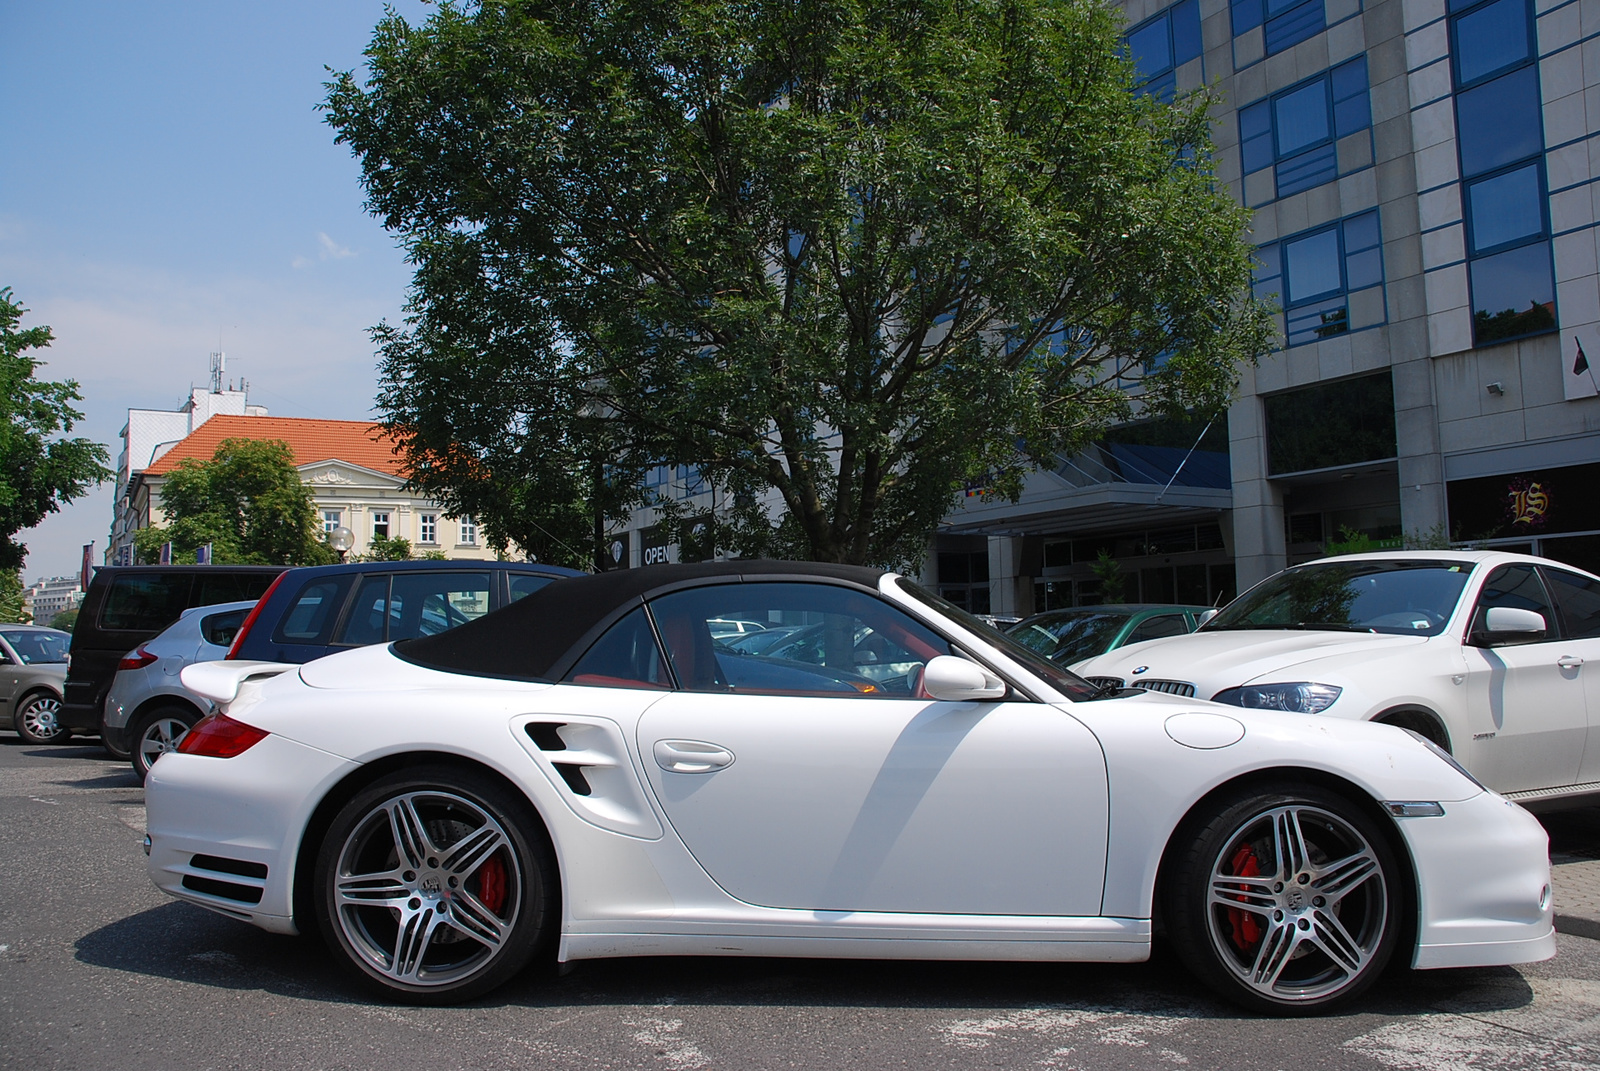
314, 766, 554, 1003
1166, 783, 1402, 1013
131, 706, 199, 781
15, 692, 69, 745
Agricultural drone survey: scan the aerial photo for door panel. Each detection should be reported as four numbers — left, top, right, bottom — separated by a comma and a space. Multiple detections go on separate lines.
1544, 567, 1600, 783
1462, 564, 1585, 792
638, 692, 1109, 916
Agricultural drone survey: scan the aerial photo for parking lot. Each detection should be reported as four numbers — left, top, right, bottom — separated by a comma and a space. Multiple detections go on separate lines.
5, 736, 1600, 1071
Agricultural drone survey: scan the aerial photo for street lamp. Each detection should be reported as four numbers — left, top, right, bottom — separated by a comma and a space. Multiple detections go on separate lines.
328, 526, 355, 562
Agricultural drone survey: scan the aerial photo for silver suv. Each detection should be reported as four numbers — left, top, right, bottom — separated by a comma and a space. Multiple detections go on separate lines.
104, 601, 255, 780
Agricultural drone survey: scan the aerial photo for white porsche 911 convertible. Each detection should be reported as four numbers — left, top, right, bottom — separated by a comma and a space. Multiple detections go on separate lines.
147, 561, 1554, 1013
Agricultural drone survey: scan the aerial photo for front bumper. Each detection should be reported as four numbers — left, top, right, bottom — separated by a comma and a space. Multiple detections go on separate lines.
145, 734, 358, 934
1404, 790, 1555, 969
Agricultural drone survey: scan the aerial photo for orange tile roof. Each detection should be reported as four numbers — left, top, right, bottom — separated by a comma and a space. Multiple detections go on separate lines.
143, 415, 407, 477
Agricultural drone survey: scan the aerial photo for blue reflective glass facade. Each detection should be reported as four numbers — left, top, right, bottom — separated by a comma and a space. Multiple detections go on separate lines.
1239, 57, 1370, 200
1232, 0, 1326, 54
1449, 0, 1554, 345
1254, 212, 1386, 346
1127, 0, 1203, 100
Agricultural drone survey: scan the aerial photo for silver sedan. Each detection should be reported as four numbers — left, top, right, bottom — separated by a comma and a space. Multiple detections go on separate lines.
1, 625, 72, 744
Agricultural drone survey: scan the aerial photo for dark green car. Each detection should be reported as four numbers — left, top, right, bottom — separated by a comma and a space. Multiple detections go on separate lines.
1006, 604, 1213, 666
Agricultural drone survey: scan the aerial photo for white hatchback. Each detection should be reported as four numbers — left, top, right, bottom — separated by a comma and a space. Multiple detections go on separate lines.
1075, 550, 1600, 805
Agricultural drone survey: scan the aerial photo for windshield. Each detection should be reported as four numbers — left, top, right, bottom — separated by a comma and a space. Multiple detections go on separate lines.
2, 629, 71, 664
895, 579, 1102, 701
1008, 610, 1133, 664
1204, 559, 1475, 636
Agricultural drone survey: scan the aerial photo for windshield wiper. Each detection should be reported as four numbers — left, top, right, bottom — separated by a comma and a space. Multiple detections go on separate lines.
1288, 622, 1377, 632
1202, 622, 1375, 632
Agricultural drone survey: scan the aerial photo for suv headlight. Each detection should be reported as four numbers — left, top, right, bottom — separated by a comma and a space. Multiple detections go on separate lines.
1211, 682, 1342, 714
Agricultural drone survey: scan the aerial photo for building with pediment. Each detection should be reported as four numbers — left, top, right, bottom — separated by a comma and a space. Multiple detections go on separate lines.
109, 408, 495, 564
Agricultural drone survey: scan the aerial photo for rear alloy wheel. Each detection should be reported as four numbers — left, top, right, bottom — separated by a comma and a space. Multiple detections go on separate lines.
313, 766, 554, 1004
131, 707, 199, 780
15, 693, 69, 745
1165, 784, 1402, 1014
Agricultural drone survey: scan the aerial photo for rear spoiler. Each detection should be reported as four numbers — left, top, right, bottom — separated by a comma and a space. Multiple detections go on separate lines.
181, 661, 297, 707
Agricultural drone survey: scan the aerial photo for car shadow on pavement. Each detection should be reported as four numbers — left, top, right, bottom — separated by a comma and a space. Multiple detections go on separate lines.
75, 902, 1534, 1019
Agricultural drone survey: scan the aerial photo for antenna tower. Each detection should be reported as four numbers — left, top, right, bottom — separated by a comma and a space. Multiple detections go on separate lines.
209, 351, 226, 394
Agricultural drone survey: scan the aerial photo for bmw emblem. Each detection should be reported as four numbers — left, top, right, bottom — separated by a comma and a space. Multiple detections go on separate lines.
1132, 666, 1149, 675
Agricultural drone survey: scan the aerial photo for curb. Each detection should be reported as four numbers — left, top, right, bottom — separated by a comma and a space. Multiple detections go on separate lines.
1555, 914, 1600, 941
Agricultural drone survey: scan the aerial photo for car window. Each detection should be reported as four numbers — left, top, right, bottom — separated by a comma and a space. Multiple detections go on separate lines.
1544, 568, 1600, 640
0, 630, 71, 664
340, 576, 392, 645
1008, 611, 1133, 663
339, 572, 494, 644
509, 572, 556, 603
564, 607, 671, 689
196, 572, 279, 606
1128, 614, 1190, 644
275, 577, 354, 644
199, 609, 249, 648
1470, 564, 1556, 644
649, 582, 952, 697
1205, 559, 1474, 635
99, 573, 195, 631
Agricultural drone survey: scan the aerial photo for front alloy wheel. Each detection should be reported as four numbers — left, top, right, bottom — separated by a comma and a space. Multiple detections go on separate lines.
314, 768, 554, 1003
15, 693, 69, 745
1166, 784, 1402, 1013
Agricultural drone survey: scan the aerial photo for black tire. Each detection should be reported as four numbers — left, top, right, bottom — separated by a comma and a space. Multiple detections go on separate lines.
14, 692, 70, 745
312, 765, 555, 1004
1163, 782, 1403, 1014
131, 706, 200, 781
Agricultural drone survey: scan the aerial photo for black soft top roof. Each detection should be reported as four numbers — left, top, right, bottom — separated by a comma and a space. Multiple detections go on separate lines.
394, 559, 887, 681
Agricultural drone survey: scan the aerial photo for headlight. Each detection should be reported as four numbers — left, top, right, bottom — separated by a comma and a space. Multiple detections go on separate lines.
1211, 682, 1342, 714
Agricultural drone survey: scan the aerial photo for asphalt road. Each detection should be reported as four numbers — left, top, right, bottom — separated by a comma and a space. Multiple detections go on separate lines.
5, 736, 1600, 1071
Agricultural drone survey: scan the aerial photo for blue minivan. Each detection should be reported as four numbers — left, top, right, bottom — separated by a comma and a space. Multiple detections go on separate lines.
227, 559, 582, 664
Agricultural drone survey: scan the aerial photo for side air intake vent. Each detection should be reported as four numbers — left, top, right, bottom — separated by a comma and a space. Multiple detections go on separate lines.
514, 714, 663, 838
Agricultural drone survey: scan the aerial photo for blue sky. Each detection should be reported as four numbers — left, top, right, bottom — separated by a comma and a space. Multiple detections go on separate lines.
2, 0, 433, 585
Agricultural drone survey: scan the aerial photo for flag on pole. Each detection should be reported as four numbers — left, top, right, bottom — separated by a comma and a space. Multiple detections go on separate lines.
159, 541, 173, 565
196, 543, 212, 565
1576, 338, 1590, 376
80, 543, 94, 591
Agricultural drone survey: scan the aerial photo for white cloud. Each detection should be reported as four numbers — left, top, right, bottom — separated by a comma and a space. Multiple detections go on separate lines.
295, 231, 357, 267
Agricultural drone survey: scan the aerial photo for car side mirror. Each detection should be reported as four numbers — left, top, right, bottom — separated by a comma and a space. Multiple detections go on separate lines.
921, 655, 1007, 701
1197, 609, 1220, 627
1483, 606, 1547, 638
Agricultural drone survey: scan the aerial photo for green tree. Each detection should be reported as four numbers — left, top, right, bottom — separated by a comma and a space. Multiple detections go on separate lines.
133, 439, 337, 566
0, 288, 113, 571
359, 534, 415, 561
328, 0, 1273, 567
0, 569, 24, 623
49, 607, 79, 631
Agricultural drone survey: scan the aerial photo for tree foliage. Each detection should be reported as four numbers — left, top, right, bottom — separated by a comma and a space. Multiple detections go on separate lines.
328, 0, 1273, 567
133, 439, 337, 566
0, 289, 113, 571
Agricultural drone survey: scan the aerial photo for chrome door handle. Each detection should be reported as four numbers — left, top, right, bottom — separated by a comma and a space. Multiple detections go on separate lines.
1558, 655, 1584, 669
653, 739, 735, 773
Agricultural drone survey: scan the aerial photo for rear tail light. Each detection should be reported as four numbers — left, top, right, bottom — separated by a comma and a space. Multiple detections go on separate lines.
118, 645, 158, 670
226, 572, 287, 660
176, 714, 269, 758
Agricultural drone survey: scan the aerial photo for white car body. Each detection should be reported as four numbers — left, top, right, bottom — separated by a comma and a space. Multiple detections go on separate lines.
145, 563, 1553, 1011
1074, 550, 1600, 806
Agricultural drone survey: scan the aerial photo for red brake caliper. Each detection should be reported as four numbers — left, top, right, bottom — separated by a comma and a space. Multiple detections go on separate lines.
1225, 844, 1265, 952
475, 854, 509, 915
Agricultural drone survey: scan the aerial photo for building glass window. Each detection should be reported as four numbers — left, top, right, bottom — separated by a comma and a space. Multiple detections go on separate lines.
1450, 0, 1553, 346
458, 515, 477, 545
371, 511, 390, 540
675, 464, 708, 499
1239, 58, 1369, 200
1232, 0, 1325, 54
419, 513, 437, 544
1127, 0, 1202, 99
1253, 211, 1384, 346
1263, 371, 1397, 476
321, 510, 341, 534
